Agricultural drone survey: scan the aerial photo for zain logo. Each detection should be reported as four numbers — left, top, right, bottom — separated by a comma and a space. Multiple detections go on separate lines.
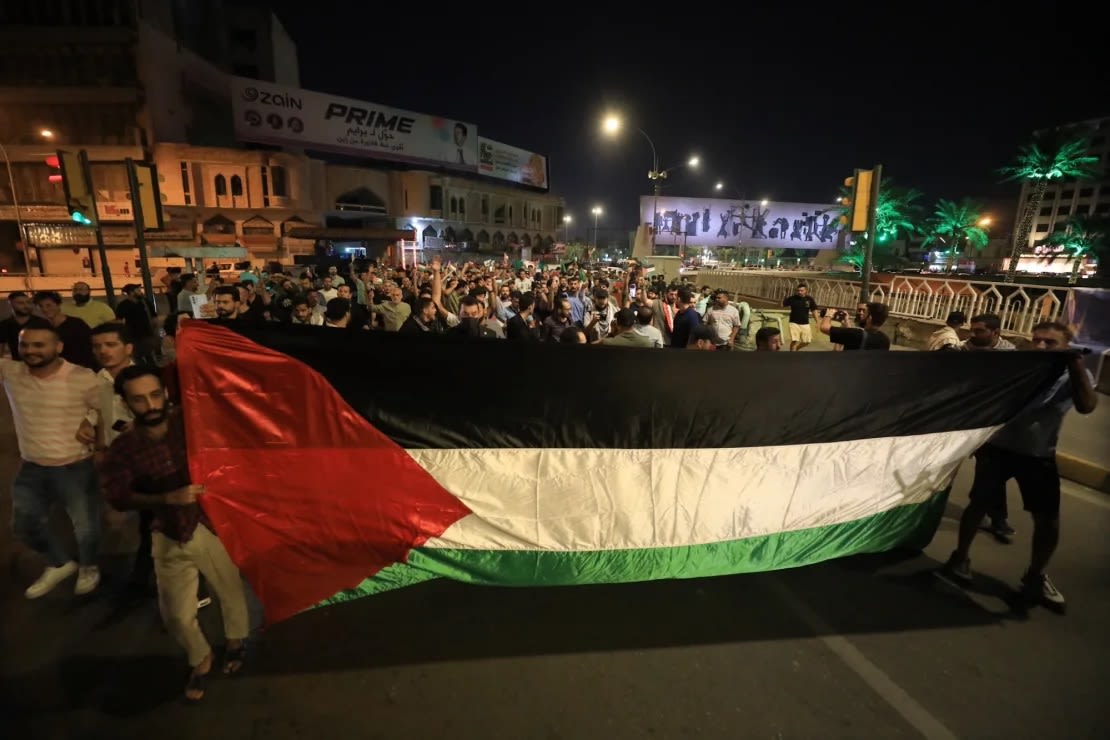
242, 87, 259, 102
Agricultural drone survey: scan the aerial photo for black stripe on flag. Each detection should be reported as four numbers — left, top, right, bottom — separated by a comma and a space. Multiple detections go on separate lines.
218, 324, 1068, 450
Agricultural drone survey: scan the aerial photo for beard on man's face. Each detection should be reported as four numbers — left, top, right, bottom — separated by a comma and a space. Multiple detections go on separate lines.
22, 349, 59, 367
133, 407, 168, 427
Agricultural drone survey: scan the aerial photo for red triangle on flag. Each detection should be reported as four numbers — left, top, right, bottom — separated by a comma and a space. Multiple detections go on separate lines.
175, 322, 471, 623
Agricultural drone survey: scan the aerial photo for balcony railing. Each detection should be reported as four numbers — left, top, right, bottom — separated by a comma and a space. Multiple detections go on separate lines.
695, 270, 1073, 338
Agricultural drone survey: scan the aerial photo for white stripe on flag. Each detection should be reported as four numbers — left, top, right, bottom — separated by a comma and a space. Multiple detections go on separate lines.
408, 427, 997, 552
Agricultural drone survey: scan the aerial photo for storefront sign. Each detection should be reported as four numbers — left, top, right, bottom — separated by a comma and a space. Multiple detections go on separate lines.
231, 76, 478, 170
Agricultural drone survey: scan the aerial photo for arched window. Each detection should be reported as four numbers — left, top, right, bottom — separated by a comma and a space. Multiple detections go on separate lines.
271, 165, 288, 197
214, 174, 227, 196
230, 175, 243, 197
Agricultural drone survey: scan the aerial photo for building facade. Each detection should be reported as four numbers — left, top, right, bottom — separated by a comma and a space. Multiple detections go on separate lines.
0, 0, 563, 292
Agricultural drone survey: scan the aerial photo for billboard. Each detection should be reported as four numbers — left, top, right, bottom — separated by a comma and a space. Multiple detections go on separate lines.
478, 137, 549, 190
641, 196, 843, 250
230, 77, 478, 170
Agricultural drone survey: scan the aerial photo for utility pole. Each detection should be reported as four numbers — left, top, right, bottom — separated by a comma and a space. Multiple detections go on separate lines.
125, 158, 163, 313
79, 151, 116, 306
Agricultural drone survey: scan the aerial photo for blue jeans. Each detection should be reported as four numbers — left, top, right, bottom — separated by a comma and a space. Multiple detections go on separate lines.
11, 459, 101, 567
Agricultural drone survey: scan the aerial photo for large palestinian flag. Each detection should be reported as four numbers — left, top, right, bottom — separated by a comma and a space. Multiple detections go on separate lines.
176, 321, 1066, 623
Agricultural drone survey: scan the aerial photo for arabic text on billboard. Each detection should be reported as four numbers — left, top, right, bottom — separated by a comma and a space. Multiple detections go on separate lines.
641, 197, 843, 250
231, 77, 478, 170
478, 138, 548, 190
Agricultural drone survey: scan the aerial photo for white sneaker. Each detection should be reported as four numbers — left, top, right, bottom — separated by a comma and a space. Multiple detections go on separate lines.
75, 566, 101, 596
25, 561, 78, 599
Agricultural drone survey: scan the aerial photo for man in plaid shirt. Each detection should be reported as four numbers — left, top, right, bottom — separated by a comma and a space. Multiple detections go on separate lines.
99, 366, 249, 703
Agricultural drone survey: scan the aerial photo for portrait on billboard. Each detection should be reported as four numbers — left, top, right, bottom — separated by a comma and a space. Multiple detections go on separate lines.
454, 123, 470, 165
477, 137, 549, 190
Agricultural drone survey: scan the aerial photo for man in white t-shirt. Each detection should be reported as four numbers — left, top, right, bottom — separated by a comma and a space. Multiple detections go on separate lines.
1, 319, 103, 599
704, 290, 742, 350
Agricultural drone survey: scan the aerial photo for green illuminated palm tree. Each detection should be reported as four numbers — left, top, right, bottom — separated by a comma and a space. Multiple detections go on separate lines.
835, 180, 923, 270
922, 198, 990, 266
1045, 215, 1109, 284
1000, 137, 1099, 282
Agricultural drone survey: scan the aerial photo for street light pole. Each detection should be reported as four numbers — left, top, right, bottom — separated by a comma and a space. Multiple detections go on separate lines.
563, 214, 571, 243
0, 142, 33, 288
592, 207, 603, 251
637, 128, 661, 255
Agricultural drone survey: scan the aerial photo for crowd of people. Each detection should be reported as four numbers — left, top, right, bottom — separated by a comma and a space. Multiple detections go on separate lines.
152, 257, 789, 351
0, 258, 1099, 703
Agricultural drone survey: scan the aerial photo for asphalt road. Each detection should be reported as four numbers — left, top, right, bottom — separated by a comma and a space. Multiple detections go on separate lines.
1, 400, 1109, 739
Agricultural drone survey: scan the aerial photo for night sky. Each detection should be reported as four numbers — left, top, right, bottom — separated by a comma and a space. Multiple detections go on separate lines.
272, 3, 1109, 242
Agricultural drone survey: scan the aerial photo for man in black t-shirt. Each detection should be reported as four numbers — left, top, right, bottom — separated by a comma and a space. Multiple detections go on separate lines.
782, 284, 819, 351
1, 291, 33, 359
820, 301, 891, 350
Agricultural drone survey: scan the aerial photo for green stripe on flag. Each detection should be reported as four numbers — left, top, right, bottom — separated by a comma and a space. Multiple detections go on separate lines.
316, 488, 950, 610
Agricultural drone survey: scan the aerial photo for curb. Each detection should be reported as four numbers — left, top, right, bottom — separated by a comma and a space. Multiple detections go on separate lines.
1057, 453, 1110, 494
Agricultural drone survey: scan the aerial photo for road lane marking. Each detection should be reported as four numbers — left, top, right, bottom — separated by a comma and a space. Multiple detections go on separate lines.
766, 577, 959, 740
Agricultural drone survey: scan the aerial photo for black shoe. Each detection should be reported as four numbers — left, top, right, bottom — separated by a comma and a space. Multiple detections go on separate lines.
990, 519, 1016, 542
939, 552, 972, 586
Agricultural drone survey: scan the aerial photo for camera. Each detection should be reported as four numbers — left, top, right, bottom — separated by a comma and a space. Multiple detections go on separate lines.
833, 310, 847, 323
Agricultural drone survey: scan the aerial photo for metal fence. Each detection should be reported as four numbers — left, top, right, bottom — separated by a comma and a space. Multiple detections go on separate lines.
694, 270, 1073, 338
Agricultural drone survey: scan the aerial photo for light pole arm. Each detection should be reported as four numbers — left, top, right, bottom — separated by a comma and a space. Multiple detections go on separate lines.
637, 128, 659, 175
0, 141, 32, 288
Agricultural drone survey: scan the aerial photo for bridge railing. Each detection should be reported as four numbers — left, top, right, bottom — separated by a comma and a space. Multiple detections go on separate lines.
693, 270, 1072, 338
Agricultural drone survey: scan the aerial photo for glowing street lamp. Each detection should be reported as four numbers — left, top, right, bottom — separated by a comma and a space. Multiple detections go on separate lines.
715, 182, 723, 191
601, 112, 702, 254
0, 126, 60, 286
562, 214, 572, 242
978, 216, 992, 227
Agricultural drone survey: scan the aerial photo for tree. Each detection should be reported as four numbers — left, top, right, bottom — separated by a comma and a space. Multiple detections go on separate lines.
999, 137, 1099, 282
835, 180, 923, 270
563, 243, 586, 263
1045, 215, 1109, 284
922, 198, 990, 267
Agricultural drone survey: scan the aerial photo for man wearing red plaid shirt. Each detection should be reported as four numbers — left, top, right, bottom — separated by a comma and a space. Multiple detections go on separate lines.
99, 366, 249, 703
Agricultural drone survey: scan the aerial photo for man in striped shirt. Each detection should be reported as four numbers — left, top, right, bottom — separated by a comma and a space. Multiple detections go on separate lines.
1, 318, 103, 598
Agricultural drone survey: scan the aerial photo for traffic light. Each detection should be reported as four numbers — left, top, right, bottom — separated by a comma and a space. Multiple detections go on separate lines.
55, 150, 98, 226
841, 169, 873, 233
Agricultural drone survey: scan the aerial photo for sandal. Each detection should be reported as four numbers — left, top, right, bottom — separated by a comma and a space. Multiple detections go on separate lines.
223, 642, 247, 676
184, 669, 208, 703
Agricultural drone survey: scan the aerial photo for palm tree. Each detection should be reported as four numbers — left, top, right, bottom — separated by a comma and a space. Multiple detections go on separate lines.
922, 198, 990, 268
1045, 215, 1109, 284
999, 137, 1099, 282
835, 180, 923, 270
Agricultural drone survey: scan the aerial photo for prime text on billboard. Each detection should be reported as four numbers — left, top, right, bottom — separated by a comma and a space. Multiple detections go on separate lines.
231, 76, 478, 170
